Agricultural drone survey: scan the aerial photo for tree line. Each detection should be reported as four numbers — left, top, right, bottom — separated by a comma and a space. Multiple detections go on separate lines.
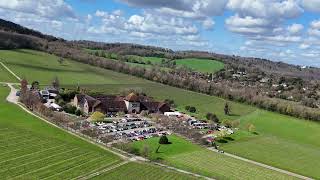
44, 41, 320, 122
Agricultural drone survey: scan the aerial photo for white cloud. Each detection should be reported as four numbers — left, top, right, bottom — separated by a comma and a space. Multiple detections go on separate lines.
299, 43, 310, 49
301, 50, 319, 58
0, 0, 75, 19
302, 0, 320, 13
225, 14, 271, 34
287, 23, 304, 35
202, 18, 215, 30
120, 0, 228, 18
308, 20, 320, 37
227, 0, 302, 19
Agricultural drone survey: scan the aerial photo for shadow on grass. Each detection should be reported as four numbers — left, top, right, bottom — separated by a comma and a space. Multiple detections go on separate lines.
224, 137, 235, 141
217, 139, 228, 143
228, 113, 239, 117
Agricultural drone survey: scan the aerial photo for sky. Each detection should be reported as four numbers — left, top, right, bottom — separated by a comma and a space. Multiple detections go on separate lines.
0, 0, 320, 67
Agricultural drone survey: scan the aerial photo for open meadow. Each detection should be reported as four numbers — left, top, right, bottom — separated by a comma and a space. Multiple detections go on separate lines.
219, 110, 320, 178
175, 58, 225, 73
0, 49, 147, 85
1, 49, 320, 178
0, 86, 196, 179
126, 55, 164, 65
91, 162, 197, 180
0, 64, 17, 82
131, 135, 296, 179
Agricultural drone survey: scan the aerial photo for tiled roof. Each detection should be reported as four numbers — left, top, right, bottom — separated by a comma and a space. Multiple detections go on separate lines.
125, 93, 139, 102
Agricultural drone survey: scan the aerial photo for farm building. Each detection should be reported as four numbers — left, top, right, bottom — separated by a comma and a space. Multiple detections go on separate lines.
74, 93, 170, 115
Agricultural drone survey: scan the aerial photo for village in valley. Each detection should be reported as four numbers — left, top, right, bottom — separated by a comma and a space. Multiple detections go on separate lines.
17, 78, 234, 150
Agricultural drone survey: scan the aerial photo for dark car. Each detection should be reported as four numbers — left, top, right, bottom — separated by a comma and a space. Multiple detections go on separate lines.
16, 91, 21, 97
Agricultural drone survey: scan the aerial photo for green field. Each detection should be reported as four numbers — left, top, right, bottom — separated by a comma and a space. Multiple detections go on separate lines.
131, 135, 296, 179
176, 58, 224, 73
0, 86, 196, 179
126, 55, 164, 64
1, 49, 319, 178
0, 49, 147, 85
84, 48, 118, 59
0, 86, 121, 179
92, 162, 197, 180
219, 110, 320, 178
0, 64, 17, 82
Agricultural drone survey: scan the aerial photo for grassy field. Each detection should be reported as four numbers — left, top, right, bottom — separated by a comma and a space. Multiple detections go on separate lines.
219, 110, 320, 178
126, 55, 164, 64
0, 86, 196, 179
92, 162, 197, 180
0, 63, 17, 82
1, 49, 320, 178
0, 49, 147, 85
84, 48, 118, 59
176, 58, 224, 73
131, 135, 296, 179
0, 86, 122, 179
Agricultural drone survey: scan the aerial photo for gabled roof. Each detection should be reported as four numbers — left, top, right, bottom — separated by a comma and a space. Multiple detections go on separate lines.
125, 93, 139, 102
140, 102, 162, 111
75, 94, 85, 103
95, 99, 127, 112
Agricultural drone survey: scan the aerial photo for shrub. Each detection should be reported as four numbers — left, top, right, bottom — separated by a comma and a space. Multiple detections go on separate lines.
75, 109, 82, 116
159, 135, 169, 144
90, 111, 105, 121
246, 123, 256, 133
223, 120, 233, 128
63, 104, 77, 114
189, 106, 197, 113
185, 105, 191, 111
206, 112, 219, 123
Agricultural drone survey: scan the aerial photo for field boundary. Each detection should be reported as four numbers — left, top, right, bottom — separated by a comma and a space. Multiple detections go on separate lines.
0, 61, 21, 81
208, 148, 313, 180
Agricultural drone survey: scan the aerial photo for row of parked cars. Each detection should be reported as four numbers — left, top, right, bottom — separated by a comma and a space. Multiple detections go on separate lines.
91, 117, 169, 141
93, 119, 152, 133
114, 128, 170, 141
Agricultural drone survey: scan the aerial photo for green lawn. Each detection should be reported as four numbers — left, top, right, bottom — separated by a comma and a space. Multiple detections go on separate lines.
0, 49, 147, 85
0, 64, 17, 82
219, 110, 320, 178
176, 58, 224, 73
131, 135, 296, 180
92, 162, 198, 180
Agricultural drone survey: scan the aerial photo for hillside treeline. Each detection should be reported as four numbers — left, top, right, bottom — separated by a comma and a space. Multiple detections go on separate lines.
46, 41, 320, 122
0, 18, 319, 122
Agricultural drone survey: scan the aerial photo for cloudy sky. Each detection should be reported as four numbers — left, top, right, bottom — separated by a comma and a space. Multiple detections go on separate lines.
0, 0, 320, 66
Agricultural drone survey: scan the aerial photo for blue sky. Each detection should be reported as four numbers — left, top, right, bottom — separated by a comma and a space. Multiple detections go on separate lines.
0, 0, 320, 67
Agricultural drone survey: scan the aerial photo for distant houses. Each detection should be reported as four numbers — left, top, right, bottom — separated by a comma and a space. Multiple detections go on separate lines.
74, 92, 170, 115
